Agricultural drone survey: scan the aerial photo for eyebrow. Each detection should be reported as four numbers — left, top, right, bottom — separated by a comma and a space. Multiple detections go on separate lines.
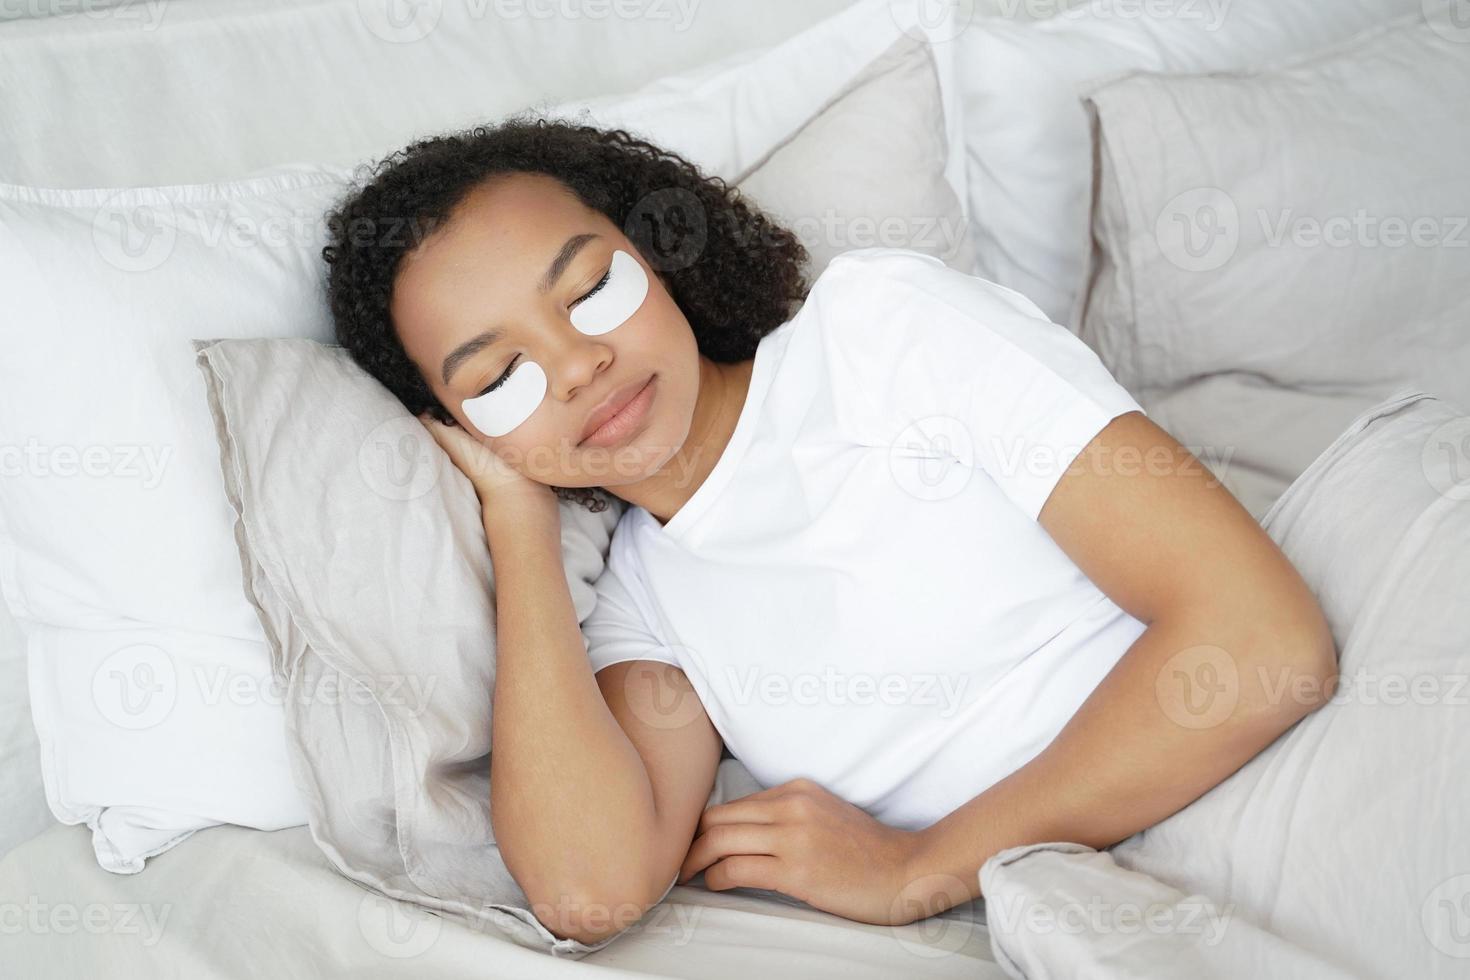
439, 232, 601, 386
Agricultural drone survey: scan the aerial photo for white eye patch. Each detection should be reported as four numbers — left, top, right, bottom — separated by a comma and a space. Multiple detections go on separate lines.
570, 248, 648, 335
461, 359, 547, 438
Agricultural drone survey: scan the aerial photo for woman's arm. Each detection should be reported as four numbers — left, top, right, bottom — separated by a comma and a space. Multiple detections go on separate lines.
676, 411, 1338, 925
419, 415, 721, 944
900, 410, 1338, 911
485, 497, 724, 945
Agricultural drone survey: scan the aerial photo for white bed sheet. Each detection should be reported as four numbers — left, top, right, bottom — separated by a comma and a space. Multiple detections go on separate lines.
0, 821, 1002, 979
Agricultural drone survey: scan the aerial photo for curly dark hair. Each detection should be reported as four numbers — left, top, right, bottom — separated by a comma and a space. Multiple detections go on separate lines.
321, 111, 811, 512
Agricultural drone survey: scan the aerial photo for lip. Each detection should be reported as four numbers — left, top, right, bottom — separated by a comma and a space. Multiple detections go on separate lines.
578, 374, 656, 448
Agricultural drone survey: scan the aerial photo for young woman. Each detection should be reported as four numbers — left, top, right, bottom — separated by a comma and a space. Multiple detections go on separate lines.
322, 116, 1338, 946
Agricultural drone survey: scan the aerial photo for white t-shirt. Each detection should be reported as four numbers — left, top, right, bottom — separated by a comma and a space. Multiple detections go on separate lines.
581, 247, 1149, 832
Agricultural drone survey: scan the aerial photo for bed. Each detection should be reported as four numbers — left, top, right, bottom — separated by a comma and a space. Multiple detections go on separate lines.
4, 2, 1467, 977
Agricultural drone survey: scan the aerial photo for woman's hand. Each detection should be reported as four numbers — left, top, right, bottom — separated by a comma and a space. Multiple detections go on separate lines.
416, 413, 555, 513
675, 777, 938, 927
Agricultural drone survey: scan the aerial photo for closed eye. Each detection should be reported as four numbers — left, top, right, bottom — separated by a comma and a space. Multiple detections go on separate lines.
575, 267, 612, 307
475, 266, 612, 397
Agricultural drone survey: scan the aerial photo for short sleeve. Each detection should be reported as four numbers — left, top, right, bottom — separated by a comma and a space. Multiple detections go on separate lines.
814, 248, 1147, 522
581, 535, 681, 674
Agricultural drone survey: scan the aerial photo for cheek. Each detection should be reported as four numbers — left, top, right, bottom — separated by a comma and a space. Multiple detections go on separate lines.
460, 359, 547, 438
570, 248, 649, 336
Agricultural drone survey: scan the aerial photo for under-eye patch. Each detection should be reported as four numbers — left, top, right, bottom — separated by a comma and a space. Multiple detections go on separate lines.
571, 248, 648, 335
461, 359, 547, 438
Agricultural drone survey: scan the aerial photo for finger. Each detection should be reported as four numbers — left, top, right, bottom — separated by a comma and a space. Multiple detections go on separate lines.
697, 796, 785, 836
699, 775, 819, 830
678, 823, 783, 884
702, 854, 786, 894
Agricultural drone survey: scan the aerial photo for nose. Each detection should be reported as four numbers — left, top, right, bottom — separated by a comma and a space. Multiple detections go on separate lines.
544, 320, 613, 403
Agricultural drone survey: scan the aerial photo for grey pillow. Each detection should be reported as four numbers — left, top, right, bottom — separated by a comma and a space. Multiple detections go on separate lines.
1077, 10, 1470, 520
195, 336, 770, 956
736, 31, 978, 277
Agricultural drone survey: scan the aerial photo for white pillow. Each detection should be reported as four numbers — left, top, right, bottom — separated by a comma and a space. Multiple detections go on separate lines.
0, 169, 352, 872
546, 0, 975, 263
955, 0, 1423, 324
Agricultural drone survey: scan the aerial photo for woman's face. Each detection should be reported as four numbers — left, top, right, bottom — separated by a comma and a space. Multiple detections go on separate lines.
392, 172, 700, 488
